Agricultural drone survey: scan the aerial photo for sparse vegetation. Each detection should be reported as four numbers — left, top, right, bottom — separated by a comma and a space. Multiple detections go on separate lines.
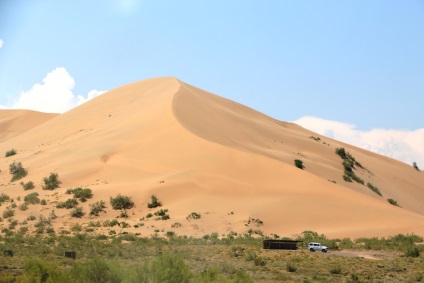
336, 148, 365, 184
20, 181, 35, 190
110, 194, 135, 217
0, 193, 10, 204
71, 206, 85, 218
42, 172, 61, 190
66, 187, 93, 202
294, 159, 304, 169
388, 198, 401, 207
9, 161, 28, 182
89, 200, 107, 216
56, 198, 78, 209
2, 207, 15, 219
154, 208, 170, 220
24, 192, 40, 204
367, 182, 382, 196
186, 212, 201, 220
147, 194, 162, 208
5, 149, 17, 157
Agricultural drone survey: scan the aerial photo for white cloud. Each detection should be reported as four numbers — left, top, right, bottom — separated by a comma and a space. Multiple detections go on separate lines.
0, 38, 3, 48
294, 116, 424, 167
11, 67, 106, 113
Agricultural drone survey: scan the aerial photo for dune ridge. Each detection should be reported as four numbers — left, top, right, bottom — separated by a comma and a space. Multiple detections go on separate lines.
0, 77, 423, 238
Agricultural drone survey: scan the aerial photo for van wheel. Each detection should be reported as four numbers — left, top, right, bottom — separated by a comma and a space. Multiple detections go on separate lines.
322, 249, 328, 253
309, 248, 315, 252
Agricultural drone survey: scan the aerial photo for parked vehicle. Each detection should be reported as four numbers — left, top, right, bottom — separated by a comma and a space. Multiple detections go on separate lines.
308, 242, 328, 252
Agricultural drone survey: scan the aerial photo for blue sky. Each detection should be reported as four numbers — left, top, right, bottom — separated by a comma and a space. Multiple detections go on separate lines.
0, 1, 423, 165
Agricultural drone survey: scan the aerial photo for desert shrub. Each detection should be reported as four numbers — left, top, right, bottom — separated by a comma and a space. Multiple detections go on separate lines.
67, 187, 93, 202
367, 182, 382, 196
330, 264, 342, 274
110, 194, 135, 217
56, 198, 78, 209
71, 207, 85, 218
42, 172, 61, 190
0, 193, 10, 204
27, 215, 36, 221
388, 198, 400, 207
2, 207, 15, 218
148, 194, 162, 208
20, 181, 35, 190
146, 213, 153, 218
9, 161, 28, 182
40, 199, 47, 205
335, 147, 347, 159
412, 162, 420, 171
5, 149, 16, 157
187, 212, 201, 220
171, 222, 182, 228
49, 210, 57, 220
20, 258, 69, 282
19, 202, 28, 211
294, 159, 304, 169
70, 257, 121, 283
406, 246, 420, 257
148, 252, 192, 283
24, 192, 40, 204
154, 209, 170, 220
286, 261, 297, 272
89, 200, 106, 216
245, 251, 266, 266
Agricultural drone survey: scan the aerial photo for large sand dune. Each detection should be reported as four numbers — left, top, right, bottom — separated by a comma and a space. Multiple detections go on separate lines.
0, 77, 423, 238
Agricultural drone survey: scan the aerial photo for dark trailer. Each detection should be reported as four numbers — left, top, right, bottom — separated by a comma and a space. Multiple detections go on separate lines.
263, 240, 303, 250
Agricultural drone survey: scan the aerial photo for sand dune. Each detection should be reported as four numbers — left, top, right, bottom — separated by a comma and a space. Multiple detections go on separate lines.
0, 110, 57, 142
0, 77, 423, 239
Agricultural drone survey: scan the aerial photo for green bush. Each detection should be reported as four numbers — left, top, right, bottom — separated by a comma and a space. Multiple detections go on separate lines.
5, 149, 16, 157
294, 159, 304, 169
89, 200, 106, 216
9, 161, 28, 182
20, 181, 35, 190
366, 182, 382, 196
24, 192, 40, 204
0, 193, 10, 204
67, 187, 93, 202
19, 203, 28, 211
148, 253, 192, 283
154, 209, 170, 220
412, 162, 420, 171
405, 246, 420, 257
110, 194, 135, 217
42, 172, 61, 190
148, 194, 162, 208
2, 207, 15, 218
187, 212, 201, 220
72, 257, 121, 282
71, 207, 85, 218
388, 198, 400, 207
56, 198, 78, 209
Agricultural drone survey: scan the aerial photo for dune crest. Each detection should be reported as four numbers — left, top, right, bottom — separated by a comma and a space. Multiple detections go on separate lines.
0, 77, 423, 238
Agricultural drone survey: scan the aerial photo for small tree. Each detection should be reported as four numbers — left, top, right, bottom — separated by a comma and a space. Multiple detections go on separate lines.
42, 172, 61, 190
294, 159, 304, 169
9, 161, 28, 182
412, 162, 420, 171
147, 194, 162, 208
110, 194, 135, 217
20, 181, 35, 190
71, 207, 85, 218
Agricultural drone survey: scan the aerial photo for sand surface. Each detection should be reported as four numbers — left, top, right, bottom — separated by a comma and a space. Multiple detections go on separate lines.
0, 77, 423, 239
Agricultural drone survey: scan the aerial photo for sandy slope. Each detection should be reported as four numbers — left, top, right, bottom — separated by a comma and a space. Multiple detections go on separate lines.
0, 110, 57, 142
0, 77, 423, 239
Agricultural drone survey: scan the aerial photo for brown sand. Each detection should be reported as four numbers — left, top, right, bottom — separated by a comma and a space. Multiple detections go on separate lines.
0, 77, 423, 239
